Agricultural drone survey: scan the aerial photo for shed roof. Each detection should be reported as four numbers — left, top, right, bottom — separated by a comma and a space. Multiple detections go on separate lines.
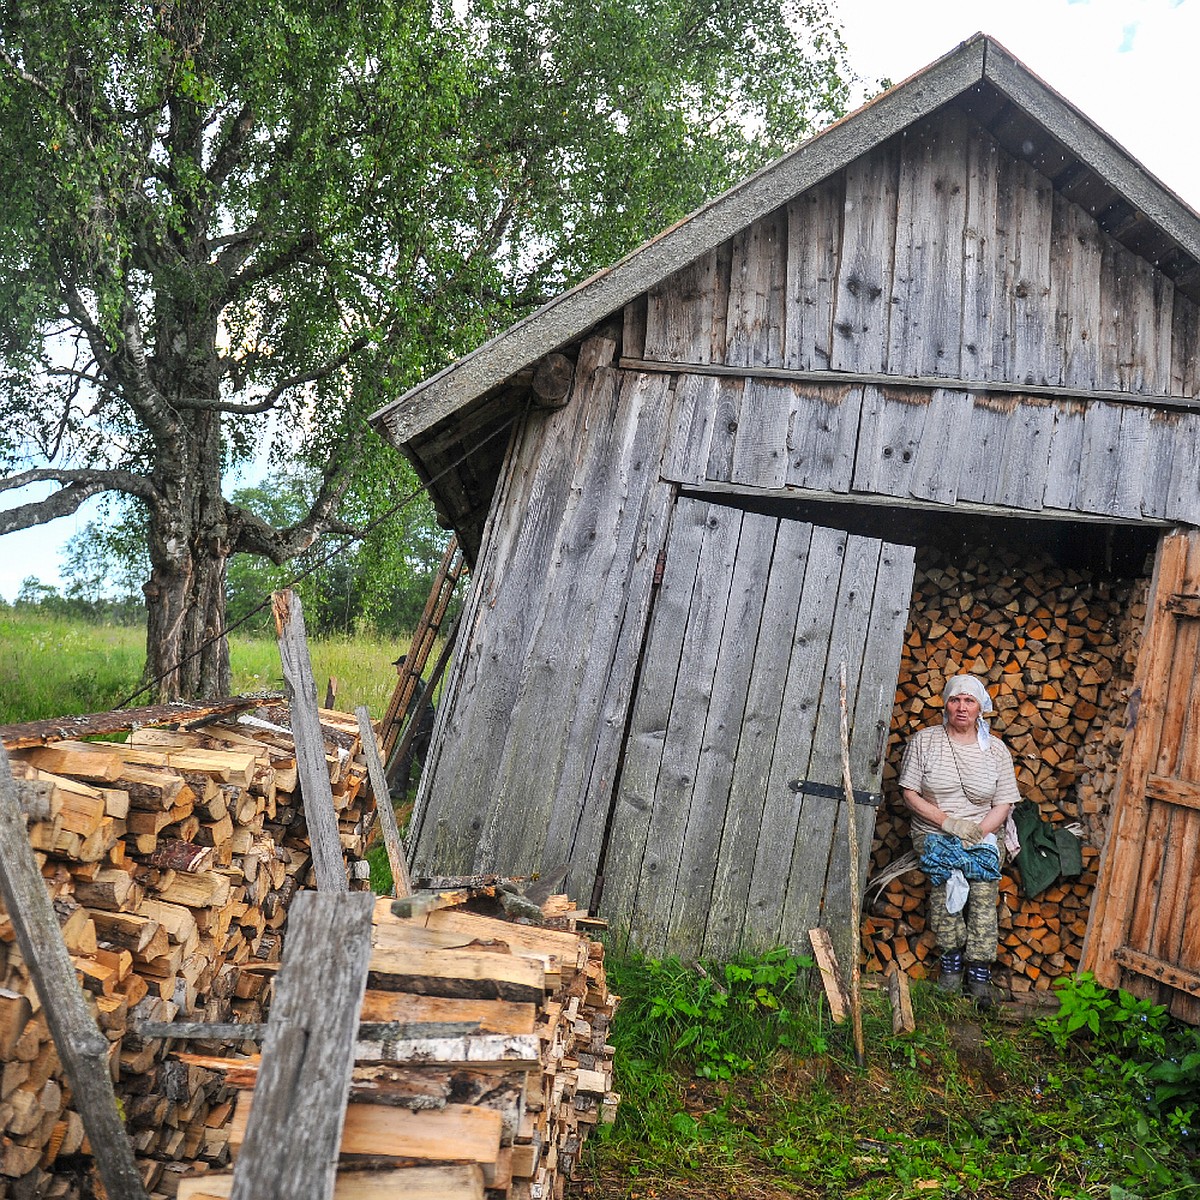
372, 33, 1200, 448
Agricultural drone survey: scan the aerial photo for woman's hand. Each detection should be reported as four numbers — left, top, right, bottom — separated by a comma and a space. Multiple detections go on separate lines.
942, 815, 985, 845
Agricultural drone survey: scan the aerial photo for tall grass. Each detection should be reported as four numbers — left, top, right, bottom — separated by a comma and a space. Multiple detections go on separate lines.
0, 609, 410, 724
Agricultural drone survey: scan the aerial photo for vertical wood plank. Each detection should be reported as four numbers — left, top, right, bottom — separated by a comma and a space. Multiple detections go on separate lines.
742, 525, 849, 951
730, 378, 792, 488
704, 377, 746, 483
1165, 415, 1200, 525
599, 498, 711, 947
644, 251, 720, 364
954, 395, 1011, 505
724, 210, 787, 367
1042, 400, 1087, 511
785, 175, 845, 371
960, 125, 1000, 382
850, 385, 927, 498
664, 373, 719, 485
664, 512, 777, 958
831, 138, 900, 374
1170, 294, 1200, 398
778, 536, 885, 960
703, 518, 814, 957
229, 892, 374, 1200
1076, 401, 1149, 518
1048, 192, 1102, 390
273, 590, 347, 893
784, 384, 864, 494
820, 541, 916, 965
630, 505, 744, 957
887, 113, 968, 379
1141, 410, 1181, 519
996, 397, 1056, 510
907, 388, 974, 505
1006, 158, 1054, 386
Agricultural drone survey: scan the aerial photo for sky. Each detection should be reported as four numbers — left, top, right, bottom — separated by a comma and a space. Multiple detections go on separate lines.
1, 0, 1197, 601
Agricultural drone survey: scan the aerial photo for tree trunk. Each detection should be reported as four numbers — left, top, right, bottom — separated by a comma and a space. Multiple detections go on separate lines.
141, 396, 233, 701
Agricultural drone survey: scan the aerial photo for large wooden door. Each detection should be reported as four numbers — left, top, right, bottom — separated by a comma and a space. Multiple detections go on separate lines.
1084, 529, 1200, 1020
599, 496, 915, 963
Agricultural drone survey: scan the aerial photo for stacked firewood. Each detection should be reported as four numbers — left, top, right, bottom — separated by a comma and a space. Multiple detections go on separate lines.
0, 705, 373, 1197
864, 544, 1146, 995
172, 888, 620, 1200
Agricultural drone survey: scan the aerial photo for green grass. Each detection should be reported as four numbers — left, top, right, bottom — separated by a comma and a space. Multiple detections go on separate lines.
582, 955, 1200, 1200
0, 609, 410, 724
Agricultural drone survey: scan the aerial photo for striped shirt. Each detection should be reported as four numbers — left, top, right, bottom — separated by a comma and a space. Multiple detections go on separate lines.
899, 724, 1021, 839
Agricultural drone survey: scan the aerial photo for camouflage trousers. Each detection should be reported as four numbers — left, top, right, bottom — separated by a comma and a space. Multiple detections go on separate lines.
913, 833, 1006, 964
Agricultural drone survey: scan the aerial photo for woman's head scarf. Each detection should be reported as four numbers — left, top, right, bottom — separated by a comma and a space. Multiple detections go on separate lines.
942, 674, 993, 751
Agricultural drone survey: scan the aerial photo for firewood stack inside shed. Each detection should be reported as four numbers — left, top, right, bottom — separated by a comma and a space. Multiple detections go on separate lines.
0, 704, 374, 1197
864, 542, 1148, 997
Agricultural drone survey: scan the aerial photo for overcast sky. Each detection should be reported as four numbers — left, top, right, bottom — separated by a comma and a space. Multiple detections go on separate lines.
1, 0, 1195, 601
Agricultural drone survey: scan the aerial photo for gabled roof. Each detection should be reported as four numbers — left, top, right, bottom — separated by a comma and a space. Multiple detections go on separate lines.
370, 32, 1200, 451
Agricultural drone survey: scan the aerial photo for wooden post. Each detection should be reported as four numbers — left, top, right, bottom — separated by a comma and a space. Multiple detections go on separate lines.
355, 706, 412, 898
229, 891, 375, 1200
0, 747, 151, 1200
273, 589, 348, 893
839, 662, 866, 1069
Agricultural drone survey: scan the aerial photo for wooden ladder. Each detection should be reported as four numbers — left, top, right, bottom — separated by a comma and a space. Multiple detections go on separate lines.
379, 535, 466, 766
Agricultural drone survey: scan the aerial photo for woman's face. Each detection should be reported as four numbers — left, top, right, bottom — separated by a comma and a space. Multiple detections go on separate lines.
946, 692, 981, 731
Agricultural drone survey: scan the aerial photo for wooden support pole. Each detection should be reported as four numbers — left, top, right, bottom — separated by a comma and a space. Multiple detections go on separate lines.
0, 747, 151, 1200
839, 662, 866, 1069
273, 589, 347, 893
229, 891, 375, 1200
355, 706, 412, 898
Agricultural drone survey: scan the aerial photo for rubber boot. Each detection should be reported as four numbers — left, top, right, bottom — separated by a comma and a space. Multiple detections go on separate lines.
937, 950, 964, 994
966, 961, 999, 1008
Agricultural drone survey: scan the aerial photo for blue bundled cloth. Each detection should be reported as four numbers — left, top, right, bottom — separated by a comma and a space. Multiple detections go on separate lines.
920, 832, 1001, 886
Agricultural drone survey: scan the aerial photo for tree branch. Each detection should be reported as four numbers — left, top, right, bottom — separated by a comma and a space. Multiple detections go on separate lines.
196, 334, 371, 414
0, 468, 160, 535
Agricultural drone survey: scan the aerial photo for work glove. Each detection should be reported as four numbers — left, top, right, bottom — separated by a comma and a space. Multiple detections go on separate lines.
942, 816, 984, 846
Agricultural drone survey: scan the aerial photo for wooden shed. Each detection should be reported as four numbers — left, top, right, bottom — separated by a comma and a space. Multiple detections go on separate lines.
370, 35, 1200, 1011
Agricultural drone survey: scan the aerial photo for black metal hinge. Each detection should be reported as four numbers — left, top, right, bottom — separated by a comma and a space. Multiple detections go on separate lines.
788, 779, 882, 807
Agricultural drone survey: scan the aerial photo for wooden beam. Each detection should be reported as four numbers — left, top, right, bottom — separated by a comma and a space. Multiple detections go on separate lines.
229, 891, 375, 1200
1113, 946, 1200, 996
0, 695, 274, 750
1145, 775, 1200, 812
886, 964, 916, 1035
355, 706, 411, 898
618, 356, 1200, 414
272, 590, 347, 893
678, 482, 1173, 528
808, 927, 850, 1024
0, 748, 150, 1200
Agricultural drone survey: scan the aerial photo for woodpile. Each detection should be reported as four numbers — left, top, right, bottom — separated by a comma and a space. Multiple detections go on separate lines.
0, 704, 374, 1198
864, 544, 1147, 995
171, 888, 620, 1200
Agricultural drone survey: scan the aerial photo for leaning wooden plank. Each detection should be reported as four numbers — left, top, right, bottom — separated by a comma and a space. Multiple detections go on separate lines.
886, 963, 916, 1035
355, 706, 411, 898
367, 945, 545, 1004
229, 890, 374, 1200
808, 927, 850, 1025
0, 748, 150, 1200
179, 1166, 485, 1200
0, 695, 271, 750
272, 589, 347, 892
230, 1098, 503, 1163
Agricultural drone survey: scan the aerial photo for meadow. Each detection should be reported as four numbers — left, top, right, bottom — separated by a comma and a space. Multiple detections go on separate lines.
0, 608, 405, 726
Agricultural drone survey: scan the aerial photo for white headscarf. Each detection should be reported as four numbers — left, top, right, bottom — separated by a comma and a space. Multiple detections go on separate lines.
942, 674, 993, 751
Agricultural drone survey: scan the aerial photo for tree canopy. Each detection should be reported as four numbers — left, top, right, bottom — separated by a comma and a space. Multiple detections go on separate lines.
0, 0, 851, 699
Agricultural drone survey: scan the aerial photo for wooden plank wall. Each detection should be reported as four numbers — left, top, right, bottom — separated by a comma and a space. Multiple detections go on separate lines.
597, 499, 914, 964
643, 108, 1200, 524
409, 328, 679, 901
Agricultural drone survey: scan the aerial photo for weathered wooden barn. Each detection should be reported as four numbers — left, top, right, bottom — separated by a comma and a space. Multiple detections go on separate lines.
371, 35, 1200, 1010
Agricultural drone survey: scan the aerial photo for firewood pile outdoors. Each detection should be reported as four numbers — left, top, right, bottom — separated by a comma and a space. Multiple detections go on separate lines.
0, 701, 374, 1197
864, 543, 1147, 997
173, 886, 620, 1200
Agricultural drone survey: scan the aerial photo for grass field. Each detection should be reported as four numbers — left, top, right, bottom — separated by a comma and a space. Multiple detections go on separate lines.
0, 609, 410, 725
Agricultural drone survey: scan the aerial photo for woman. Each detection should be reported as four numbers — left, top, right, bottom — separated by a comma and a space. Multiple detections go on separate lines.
899, 674, 1020, 1004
